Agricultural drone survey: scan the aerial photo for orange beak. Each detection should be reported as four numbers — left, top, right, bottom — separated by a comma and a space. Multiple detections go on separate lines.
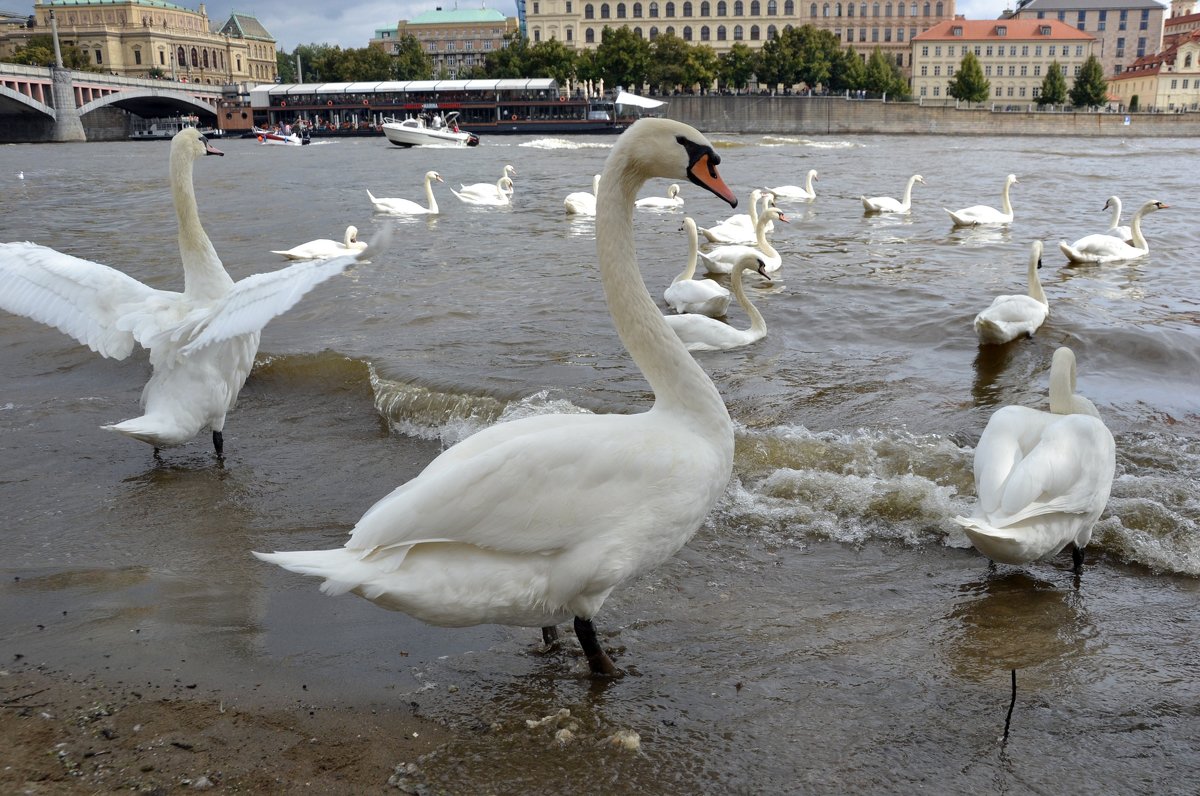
687, 153, 738, 207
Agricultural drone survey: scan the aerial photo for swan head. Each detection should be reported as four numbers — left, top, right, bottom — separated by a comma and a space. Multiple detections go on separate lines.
808, 170, 819, 181
681, 217, 697, 234
668, 184, 681, 198
1140, 200, 1169, 214
171, 127, 223, 160
345, 225, 359, 244
1102, 195, 1119, 211
612, 118, 737, 207
425, 171, 443, 184
762, 207, 788, 224
913, 175, 926, 185
503, 164, 517, 177
499, 177, 514, 192
732, 254, 771, 282
1030, 239, 1043, 269
1005, 174, 1019, 186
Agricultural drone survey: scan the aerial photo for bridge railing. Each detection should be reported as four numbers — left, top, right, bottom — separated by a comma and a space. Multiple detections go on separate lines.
0, 63, 225, 96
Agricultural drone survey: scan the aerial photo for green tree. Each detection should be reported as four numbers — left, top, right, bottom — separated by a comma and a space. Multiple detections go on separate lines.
1037, 59, 1068, 106
863, 47, 909, 99
594, 26, 652, 90
718, 42, 757, 91
646, 33, 696, 93
276, 49, 295, 82
391, 35, 434, 80
526, 38, 578, 83
340, 46, 396, 81
1069, 54, 1108, 108
483, 31, 530, 78
829, 46, 866, 92
3, 34, 95, 70
946, 51, 989, 103
687, 43, 719, 93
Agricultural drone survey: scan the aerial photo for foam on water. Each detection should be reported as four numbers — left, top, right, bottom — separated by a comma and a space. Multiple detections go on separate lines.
760, 135, 862, 149
519, 138, 613, 150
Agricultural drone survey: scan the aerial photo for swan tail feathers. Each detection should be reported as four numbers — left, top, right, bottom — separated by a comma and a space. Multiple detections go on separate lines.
102, 415, 191, 447
1058, 241, 1096, 263
253, 548, 380, 597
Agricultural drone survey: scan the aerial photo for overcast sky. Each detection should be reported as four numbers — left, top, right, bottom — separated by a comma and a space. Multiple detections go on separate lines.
197, 0, 1018, 52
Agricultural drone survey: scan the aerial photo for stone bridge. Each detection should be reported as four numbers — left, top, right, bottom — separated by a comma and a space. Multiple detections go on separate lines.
0, 63, 227, 143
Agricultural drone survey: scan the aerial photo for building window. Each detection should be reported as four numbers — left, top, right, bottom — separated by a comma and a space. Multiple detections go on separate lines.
1033, 65, 1041, 76
602, 3, 611, 16
666, 1, 675, 16
1137, 37, 1146, 57
933, 65, 940, 76
617, 3, 626, 17
649, 25, 658, 38
586, 27, 596, 41
933, 85, 939, 96
701, 0, 709, 13
586, 3, 595, 18
683, 24, 692, 39
751, 24, 760, 39
996, 25, 1006, 36
634, 2, 643, 16
717, 24, 726, 39
719, 0, 728, 14
768, 0, 778, 13
684, 0, 693, 13
133, 49, 142, 65
734, 23, 743, 39
567, 1, 573, 10
735, 0, 744, 12
701, 25, 710, 40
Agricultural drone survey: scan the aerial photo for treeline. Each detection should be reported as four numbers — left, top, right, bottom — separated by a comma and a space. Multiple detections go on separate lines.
278, 25, 910, 98
947, 51, 1110, 109
2, 34, 101, 71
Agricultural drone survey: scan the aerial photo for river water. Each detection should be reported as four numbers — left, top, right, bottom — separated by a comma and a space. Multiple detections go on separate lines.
1, 130, 1197, 793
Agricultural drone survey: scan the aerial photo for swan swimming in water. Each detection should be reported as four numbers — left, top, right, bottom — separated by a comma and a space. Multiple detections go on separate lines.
861, 175, 925, 214
698, 207, 787, 275
367, 171, 442, 215
945, 174, 1019, 226
271, 225, 368, 260
663, 217, 731, 317
954, 346, 1115, 572
452, 177, 514, 206
0, 129, 372, 456
699, 189, 776, 244
972, 240, 1049, 345
666, 254, 770, 351
564, 174, 600, 216
1058, 200, 1168, 264
254, 118, 740, 676
455, 164, 516, 202
1101, 195, 1133, 243
636, 183, 684, 210
768, 169, 818, 201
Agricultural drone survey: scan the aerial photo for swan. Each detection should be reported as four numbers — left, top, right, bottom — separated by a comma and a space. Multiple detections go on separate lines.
1058, 200, 1168, 264
367, 171, 442, 215
0, 129, 372, 456
666, 254, 770, 351
663, 218, 731, 317
698, 207, 787, 275
768, 169, 818, 201
861, 175, 925, 214
455, 164, 516, 201
699, 189, 775, 243
253, 118, 740, 676
271, 225, 368, 260
1102, 195, 1133, 243
564, 174, 600, 216
973, 240, 1049, 345
452, 177, 514, 206
945, 174, 1018, 226
636, 183, 684, 210
954, 346, 1115, 572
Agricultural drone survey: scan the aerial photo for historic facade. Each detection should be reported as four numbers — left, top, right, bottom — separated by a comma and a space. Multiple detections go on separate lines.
910, 18, 1096, 101
0, 0, 276, 85
377, 8, 519, 79
1108, 1, 1200, 107
1008, 0, 1168, 77
525, 0, 957, 75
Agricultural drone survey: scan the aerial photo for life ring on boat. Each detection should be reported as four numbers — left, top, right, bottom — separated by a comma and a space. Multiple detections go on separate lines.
362, 99, 369, 106
326, 100, 333, 106
510, 114, 517, 120
280, 100, 286, 107
559, 96, 566, 102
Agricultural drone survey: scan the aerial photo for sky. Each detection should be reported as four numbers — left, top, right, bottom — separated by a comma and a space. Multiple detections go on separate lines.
195, 0, 1018, 52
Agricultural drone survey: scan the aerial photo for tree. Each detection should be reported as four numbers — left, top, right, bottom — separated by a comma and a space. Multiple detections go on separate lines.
594, 26, 652, 90
391, 35, 434, 80
863, 47, 909, 99
3, 34, 95, 70
1069, 54, 1108, 109
946, 51, 989, 104
718, 42, 757, 92
757, 25, 844, 90
482, 31, 530, 78
647, 33, 700, 94
340, 46, 395, 81
829, 46, 866, 92
1037, 59, 1068, 106
526, 38, 578, 83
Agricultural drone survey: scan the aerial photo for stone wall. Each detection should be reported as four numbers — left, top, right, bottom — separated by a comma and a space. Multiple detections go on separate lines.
664, 95, 1200, 138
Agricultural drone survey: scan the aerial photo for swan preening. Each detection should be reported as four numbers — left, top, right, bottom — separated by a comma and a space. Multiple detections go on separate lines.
452, 176, 514, 206
769, 169, 818, 201
1102, 195, 1133, 243
255, 118, 740, 675
1059, 200, 1168, 264
666, 254, 770, 351
699, 206, 787, 275
664, 217, 732, 317
636, 183, 684, 209
456, 164, 516, 200
564, 174, 600, 216
862, 175, 925, 214
973, 240, 1049, 345
700, 188, 775, 243
0, 129, 373, 456
955, 347, 1115, 571
271, 225, 368, 260
945, 174, 1018, 226
368, 170, 442, 215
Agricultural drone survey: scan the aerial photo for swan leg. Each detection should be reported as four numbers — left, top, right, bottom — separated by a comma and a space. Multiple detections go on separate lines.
542, 625, 559, 646
1071, 544, 1085, 574
212, 430, 224, 457
573, 617, 619, 676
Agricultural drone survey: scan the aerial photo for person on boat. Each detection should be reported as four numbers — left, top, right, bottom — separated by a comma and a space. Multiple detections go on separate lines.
432, 113, 443, 129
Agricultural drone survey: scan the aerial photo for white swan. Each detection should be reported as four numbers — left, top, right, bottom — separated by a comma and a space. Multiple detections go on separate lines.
663, 217, 731, 317
455, 164, 516, 202
768, 169, 818, 201
954, 346, 1115, 571
699, 189, 774, 243
367, 171, 442, 215
564, 174, 600, 216
666, 254, 770, 351
698, 207, 787, 275
1058, 200, 1168, 264
271, 225, 368, 260
636, 183, 684, 210
973, 240, 1049, 345
253, 118, 740, 676
862, 175, 925, 214
452, 177, 514, 206
1102, 195, 1133, 243
0, 129, 371, 456
945, 174, 1019, 226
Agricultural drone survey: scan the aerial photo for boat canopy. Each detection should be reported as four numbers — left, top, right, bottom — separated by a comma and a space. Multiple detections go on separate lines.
615, 91, 666, 110
249, 78, 560, 108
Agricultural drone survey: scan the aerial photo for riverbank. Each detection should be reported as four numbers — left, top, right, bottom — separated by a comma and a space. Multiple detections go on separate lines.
664, 94, 1200, 137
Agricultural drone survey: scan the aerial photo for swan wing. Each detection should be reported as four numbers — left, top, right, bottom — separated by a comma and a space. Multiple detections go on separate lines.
178, 249, 365, 354
863, 196, 902, 212
0, 241, 168, 359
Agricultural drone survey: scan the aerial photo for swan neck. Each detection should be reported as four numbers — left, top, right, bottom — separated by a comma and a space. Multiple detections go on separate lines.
1129, 206, 1149, 249
682, 222, 698, 281
1000, 179, 1013, 215
172, 151, 230, 298
1027, 253, 1047, 305
732, 266, 766, 334
902, 177, 916, 206
425, 175, 438, 213
1109, 199, 1122, 229
596, 164, 729, 423
1048, 355, 1076, 414
755, 214, 778, 258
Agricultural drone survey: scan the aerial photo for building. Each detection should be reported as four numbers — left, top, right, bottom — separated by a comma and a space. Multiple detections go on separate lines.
1108, 0, 1200, 107
1164, 0, 1200, 34
1008, 0, 1167, 76
386, 8, 519, 79
0, 1, 276, 85
910, 18, 1095, 101
525, 0, 958, 77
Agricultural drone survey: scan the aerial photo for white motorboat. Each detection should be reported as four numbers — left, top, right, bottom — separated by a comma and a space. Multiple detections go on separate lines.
255, 127, 310, 146
381, 111, 479, 148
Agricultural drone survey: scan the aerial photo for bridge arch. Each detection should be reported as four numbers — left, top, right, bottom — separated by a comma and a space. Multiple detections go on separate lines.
0, 84, 55, 118
78, 88, 218, 119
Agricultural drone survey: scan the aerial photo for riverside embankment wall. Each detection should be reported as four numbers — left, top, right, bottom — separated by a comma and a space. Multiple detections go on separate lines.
665, 95, 1200, 137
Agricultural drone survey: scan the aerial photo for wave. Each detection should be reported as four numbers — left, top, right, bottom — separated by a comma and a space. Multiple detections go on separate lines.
760, 136, 862, 149
519, 138, 613, 150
